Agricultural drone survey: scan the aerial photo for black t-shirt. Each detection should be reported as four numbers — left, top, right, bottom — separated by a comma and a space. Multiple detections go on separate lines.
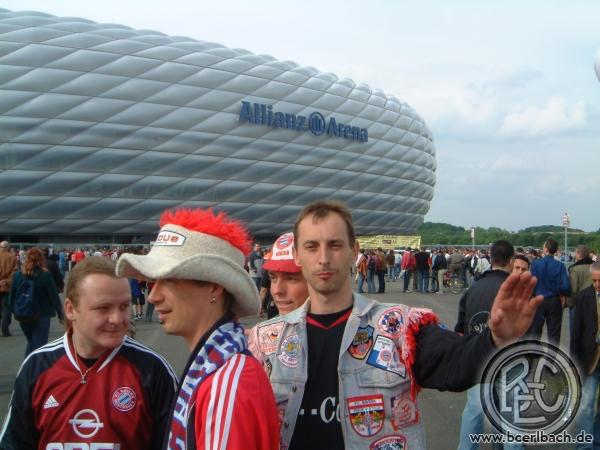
289, 306, 352, 450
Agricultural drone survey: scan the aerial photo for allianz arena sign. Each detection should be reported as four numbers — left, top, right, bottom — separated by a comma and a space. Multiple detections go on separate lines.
239, 101, 369, 142
0, 8, 435, 239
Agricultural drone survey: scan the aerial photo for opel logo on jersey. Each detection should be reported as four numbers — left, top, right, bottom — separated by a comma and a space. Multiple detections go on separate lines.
69, 409, 104, 438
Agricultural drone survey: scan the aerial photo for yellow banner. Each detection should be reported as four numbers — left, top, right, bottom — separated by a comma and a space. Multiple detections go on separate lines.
356, 235, 421, 250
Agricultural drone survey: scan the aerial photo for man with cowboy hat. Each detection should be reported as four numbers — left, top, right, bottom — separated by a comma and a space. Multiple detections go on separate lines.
116, 207, 279, 450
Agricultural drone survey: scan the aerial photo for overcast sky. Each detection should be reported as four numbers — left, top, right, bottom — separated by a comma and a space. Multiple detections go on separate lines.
3, 0, 599, 232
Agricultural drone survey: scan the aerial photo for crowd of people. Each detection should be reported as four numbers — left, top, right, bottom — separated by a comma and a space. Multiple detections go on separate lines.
0, 202, 598, 449
353, 245, 597, 297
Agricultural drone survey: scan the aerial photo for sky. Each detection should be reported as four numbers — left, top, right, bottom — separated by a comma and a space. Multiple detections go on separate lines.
2, 0, 599, 232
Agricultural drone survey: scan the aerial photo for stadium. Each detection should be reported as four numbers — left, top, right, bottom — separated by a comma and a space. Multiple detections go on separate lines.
0, 8, 436, 242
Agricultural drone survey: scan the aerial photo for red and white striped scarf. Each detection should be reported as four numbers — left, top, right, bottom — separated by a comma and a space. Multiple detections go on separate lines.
168, 320, 248, 450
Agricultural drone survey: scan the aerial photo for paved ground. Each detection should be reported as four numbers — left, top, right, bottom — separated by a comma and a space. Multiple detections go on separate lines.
0, 277, 573, 449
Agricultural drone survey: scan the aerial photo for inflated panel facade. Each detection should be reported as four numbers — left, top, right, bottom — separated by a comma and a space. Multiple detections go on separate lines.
0, 8, 436, 238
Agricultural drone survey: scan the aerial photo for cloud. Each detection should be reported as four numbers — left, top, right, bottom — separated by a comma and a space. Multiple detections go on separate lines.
387, 66, 548, 139
498, 97, 587, 137
470, 68, 544, 92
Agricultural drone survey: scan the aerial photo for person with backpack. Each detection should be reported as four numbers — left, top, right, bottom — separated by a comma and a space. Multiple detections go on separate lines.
8, 247, 64, 356
366, 250, 378, 294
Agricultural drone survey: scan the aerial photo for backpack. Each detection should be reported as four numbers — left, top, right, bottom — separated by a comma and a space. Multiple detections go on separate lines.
13, 276, 40, 322
367, 256, 377, 271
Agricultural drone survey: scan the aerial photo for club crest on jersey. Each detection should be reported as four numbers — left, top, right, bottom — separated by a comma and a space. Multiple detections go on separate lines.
377, 307, 404, 338
348, 325, 374, 360
112, 386, 137, 412
390, 391, 419, 429
277, 334, 301, 368
366, 336, 406, 377
258, 321, 284, 355
347, 394, 385, 437
370, 434, 407, 450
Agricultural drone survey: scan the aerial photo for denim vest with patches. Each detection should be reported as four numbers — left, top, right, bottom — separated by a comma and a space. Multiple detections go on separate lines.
255, 293, 438, 450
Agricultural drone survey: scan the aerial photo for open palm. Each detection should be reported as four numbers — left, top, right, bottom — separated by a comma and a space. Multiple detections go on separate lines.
489, 272, 543, 348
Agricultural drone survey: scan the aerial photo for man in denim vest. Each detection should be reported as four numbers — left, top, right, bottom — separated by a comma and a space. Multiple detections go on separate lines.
258, 200, 543, 450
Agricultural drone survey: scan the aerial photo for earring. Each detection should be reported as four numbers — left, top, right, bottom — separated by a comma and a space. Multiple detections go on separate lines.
210, 296, 216, 304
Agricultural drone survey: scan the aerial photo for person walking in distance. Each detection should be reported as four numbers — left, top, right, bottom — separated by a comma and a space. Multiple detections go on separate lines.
527, 238, 571, 345
0, 241, 17, 337
9, 248, 64, 356
402, 248, 416, 293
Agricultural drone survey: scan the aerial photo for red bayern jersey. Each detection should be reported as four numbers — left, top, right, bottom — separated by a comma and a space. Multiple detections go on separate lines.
183, 353, 280, 450
0, 332, 177, 450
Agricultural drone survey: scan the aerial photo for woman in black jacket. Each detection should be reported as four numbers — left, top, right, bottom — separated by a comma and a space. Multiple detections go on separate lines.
9, 247, 64, 356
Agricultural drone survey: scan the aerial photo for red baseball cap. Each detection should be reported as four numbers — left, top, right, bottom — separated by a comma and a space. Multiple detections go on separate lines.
262, 232, 301, 273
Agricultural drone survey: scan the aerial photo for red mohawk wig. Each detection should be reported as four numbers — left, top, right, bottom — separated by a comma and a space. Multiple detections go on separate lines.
159, 208, 253, 256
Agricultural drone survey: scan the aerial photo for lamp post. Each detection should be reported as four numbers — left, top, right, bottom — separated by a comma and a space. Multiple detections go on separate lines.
562, 212, 570, 264
471, 227, 475, 250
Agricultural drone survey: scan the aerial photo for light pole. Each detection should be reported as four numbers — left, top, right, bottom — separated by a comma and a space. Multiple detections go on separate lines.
562, 212, 570, 264
471, 227, 475, 250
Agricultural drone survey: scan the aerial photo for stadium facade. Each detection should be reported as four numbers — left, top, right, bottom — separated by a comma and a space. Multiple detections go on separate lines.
0, 8, 436, 242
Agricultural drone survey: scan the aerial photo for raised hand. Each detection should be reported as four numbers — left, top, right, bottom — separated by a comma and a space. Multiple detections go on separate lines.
489, 271, 543, 348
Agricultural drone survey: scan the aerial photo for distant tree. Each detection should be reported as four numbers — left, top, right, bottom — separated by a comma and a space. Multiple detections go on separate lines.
417, 223, 599, 252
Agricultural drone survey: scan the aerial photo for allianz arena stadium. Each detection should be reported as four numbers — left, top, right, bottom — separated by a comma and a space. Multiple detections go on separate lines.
0, 8, 436, 242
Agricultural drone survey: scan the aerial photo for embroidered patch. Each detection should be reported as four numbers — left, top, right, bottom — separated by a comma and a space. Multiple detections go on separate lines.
366, 336, 406, 377
153, 230, 186, 246
377, 307, 404, 338
112, 386, 136, 412
347, 394, 385, 437
277, 334, 301, 368
370, 434, 407, 450
258, 321, 285, 355
349, 325, 374, 360
390, 392, 419, 429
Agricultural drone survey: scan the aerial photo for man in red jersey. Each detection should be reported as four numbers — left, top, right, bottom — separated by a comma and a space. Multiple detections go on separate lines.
116, 208, 279, 450
0, 256, 177, 450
